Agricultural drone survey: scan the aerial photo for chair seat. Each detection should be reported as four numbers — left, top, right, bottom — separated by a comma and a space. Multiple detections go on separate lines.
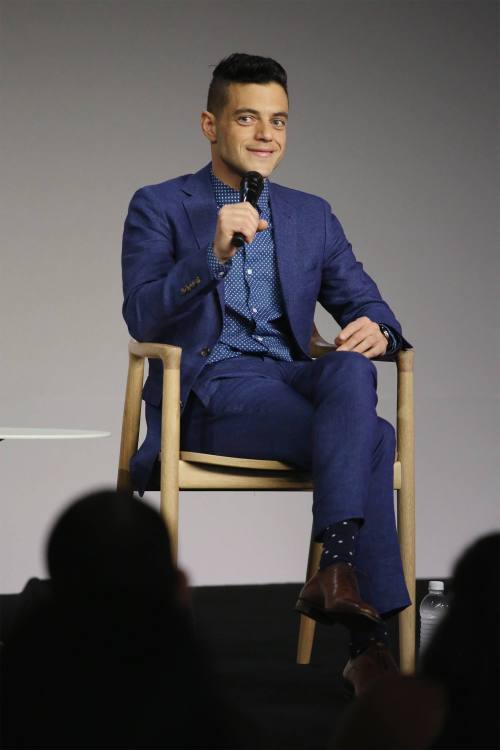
180, 451, 297, 471
149, 452, 401, 491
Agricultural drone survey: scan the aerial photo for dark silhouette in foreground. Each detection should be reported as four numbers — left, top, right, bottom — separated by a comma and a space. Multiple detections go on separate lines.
1, 490, 251, 749
420, 532, 499, 749
333, 532, 500, 749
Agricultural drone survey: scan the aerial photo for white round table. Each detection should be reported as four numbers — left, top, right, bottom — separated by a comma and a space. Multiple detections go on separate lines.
0, 428, 111, 440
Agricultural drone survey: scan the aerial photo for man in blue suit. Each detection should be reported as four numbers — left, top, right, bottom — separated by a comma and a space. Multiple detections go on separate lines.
122, 53, 411, 695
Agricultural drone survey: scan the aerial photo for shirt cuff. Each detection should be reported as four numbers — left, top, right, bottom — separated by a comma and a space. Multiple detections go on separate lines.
207, 243, 232, 280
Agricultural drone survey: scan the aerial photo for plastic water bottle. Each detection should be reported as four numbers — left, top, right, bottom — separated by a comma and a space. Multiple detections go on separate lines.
419, 580, 449, 655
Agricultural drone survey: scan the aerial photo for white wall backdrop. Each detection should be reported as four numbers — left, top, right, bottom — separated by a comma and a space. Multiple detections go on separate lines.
1, 0, 498, 591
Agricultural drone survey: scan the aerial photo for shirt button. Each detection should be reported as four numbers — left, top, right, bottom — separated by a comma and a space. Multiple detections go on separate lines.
218, 271, 225, 278
246, 268, 253, 275
252, 307, 257, 313
256, 336, 263, 342
200, 347, 211, 357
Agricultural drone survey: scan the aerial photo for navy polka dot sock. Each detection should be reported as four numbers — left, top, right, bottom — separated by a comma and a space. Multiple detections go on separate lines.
319, 519, 361, 570
348, 618, 390, 658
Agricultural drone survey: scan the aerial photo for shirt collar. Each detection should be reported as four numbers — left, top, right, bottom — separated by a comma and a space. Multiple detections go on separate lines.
209, 164, 270, 213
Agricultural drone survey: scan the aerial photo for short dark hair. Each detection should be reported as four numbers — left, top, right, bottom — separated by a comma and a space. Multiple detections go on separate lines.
207, 52, 288, 117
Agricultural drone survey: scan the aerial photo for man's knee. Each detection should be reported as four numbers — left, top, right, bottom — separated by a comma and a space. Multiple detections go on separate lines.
316, 350, 377, 391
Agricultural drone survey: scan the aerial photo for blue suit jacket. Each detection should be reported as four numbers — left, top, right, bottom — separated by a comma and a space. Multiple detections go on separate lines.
122, 162, 410, 491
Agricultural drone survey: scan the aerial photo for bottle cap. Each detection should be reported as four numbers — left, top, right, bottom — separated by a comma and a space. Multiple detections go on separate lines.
428, 580, 444, 591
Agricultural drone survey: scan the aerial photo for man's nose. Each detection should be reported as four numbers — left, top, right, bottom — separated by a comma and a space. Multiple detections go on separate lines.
255, 122, 273, 141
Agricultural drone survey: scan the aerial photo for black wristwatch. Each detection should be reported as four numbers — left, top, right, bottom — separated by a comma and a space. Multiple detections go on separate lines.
379, 324, 392, 351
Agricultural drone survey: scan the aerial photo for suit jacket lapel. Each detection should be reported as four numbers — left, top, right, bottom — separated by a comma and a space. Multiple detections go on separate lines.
181, 167, 301, 319
269, 182, 299, 323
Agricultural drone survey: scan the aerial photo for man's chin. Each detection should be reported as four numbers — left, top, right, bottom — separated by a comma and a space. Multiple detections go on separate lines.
242, 158, 278, 178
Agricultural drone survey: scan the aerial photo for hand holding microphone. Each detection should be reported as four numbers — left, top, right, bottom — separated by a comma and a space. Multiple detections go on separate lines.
213, 171, 268, 263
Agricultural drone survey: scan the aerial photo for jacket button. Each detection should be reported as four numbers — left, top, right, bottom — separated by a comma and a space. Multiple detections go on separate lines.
200, 347, 210, 357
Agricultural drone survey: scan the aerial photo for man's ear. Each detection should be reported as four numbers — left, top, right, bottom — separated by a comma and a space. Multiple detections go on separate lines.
200, 111, 217, 144
175, 567, 191, 609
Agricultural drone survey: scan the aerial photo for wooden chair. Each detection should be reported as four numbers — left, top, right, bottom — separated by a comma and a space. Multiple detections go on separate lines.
117, 327, 415, 672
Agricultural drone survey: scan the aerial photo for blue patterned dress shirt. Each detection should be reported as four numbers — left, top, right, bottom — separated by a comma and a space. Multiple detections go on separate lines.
205, 167, 295, 365
193, 167, 399, 406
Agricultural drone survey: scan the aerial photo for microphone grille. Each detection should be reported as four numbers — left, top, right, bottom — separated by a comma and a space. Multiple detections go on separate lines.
240, 171, 264, 203
246, 171, 264, 189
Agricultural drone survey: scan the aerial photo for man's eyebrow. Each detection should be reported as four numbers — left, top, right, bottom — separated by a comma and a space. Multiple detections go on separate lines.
233, 108, 288, 118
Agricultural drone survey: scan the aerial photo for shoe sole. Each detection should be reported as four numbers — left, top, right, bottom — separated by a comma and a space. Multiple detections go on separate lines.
294, 598, 336, 625
294, 598, 382, 626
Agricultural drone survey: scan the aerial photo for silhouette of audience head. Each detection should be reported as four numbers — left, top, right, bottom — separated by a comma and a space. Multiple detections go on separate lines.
419, 531, 499, 749
47, 489, 184, 605
333, 531, 500, 750
442, 531, 499, 613
1, 489, 236, 749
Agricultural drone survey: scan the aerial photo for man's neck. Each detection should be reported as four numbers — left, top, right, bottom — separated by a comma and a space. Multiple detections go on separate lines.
210, 154, 269, 191
210, 160, 241, 190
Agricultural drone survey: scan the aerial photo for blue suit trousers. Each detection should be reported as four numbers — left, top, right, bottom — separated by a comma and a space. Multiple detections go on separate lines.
179, 351, 411, 617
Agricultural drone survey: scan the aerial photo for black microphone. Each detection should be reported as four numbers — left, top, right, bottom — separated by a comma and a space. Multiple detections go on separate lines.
232, 171, 264, 248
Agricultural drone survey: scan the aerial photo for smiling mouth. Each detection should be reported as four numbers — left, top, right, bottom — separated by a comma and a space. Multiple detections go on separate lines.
248, 149, 275, 157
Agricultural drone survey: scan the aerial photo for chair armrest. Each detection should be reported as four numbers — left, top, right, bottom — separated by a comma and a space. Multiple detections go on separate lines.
127, 340, 182, 541
118, 340, 182, 497
396, 349, 415, 459
129, 340, 182, 370
396, 348, 414, 372
310, 324, 413, 365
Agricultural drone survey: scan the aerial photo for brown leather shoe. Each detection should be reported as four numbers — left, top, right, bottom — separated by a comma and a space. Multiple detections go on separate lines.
294, 563, 382, 625
343, 641, 399, 696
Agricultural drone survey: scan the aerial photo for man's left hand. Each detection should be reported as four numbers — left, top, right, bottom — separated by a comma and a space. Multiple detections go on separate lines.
335, 317, 388, 359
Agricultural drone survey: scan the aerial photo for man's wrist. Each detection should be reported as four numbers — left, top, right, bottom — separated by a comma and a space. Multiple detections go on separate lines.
207, 243, 232, 280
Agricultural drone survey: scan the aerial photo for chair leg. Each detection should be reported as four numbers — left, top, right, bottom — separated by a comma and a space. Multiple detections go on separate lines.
296, 536, 323, 665
159, 366, 181, 565
397, 485, 416, 673
396, 350, 416, 673
117, 353, 144, 492
297, 613, 317, 665
399, 600, 416, 673
159, 472, 179, 566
